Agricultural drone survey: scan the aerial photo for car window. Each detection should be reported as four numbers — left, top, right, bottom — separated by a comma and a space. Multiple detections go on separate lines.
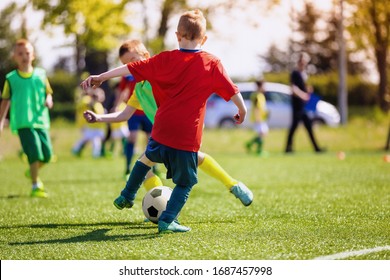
265, 91, 291, 104
240, 91, 254, 100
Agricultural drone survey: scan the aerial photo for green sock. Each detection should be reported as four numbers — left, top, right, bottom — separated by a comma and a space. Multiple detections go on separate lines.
256, 137, 263, 154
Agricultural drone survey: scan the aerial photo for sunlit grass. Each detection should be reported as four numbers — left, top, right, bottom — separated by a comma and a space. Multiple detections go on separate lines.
0, 111, 389, 260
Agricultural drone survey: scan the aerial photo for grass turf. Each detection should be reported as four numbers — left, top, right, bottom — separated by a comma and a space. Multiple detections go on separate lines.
0, 116, 389, 260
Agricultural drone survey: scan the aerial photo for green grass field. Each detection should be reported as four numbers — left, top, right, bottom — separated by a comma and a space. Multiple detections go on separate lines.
0, 114, 389, 260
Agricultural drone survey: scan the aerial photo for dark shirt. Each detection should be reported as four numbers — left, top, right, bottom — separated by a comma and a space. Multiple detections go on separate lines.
290, 70, 307, 112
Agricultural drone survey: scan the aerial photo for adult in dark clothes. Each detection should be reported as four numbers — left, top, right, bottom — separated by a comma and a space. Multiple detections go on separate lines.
285, 52, 324, 153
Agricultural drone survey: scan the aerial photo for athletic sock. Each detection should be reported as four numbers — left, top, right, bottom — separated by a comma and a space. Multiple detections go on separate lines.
143, 175, 163, 191
198, 153, 238, 189
256, 137, 263, 154
125, 142, 135, 173
159, 184, 193, 224
121, 160, 151, 201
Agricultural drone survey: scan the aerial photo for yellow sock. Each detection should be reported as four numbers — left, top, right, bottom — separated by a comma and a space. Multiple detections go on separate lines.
143, 175, 163, 191
199, 153, 238, 189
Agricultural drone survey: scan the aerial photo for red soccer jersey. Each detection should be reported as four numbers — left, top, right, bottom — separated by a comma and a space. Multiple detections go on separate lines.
127, 49, 238, 152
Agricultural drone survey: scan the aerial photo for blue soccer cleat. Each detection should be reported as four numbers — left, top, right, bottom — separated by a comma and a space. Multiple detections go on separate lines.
230, 182, 253, 206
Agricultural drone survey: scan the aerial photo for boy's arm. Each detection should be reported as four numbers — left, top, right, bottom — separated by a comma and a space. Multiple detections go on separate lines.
45, 79, 54, 109
230, 92, 247, 124
0, 99, 10, 135
291, 85, 309, 101
80, 65, 132, 90
83, 105, 136, 123
45, 94, 53, 109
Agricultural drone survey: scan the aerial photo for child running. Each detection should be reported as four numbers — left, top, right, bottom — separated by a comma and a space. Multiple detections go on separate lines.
81, 9, 247, 233
84, 39, 253, 205
0, 39, 54, 198
246, 80, 269, 156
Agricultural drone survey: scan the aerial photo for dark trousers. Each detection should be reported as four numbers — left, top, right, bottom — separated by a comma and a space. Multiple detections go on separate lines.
285, 110, 320, 152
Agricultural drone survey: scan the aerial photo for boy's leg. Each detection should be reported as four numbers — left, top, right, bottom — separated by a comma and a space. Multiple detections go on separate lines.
18, 128, 49, 198
143, 170, 163, 191
198, 152, 237, 189
245, 135, 257, 152
158, 184, 193, 233
150, 145, 196, 233
198, 152, 253, 206
255, 137, 263, 154
29, 161, 47, 198
114, 155, 153, 209
92, 137, 102, 158
72, 129, 89, 155
125, 116, 141, 175
124, 139, 135, 174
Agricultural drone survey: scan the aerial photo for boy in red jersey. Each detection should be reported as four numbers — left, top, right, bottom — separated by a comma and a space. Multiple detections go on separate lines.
81, 9, 247, 233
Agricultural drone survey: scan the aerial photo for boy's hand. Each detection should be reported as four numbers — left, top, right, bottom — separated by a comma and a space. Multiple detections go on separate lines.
234, 111, 246, 124
0, 121, 4, 136
80, 75, 103, 90
83, 110, 98, 123
45, 94, 54, 109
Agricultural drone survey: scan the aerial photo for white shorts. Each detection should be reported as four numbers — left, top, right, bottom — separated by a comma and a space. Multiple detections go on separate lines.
253, 122, 269, 135
111, 126, 130, 140
82, 127, 105, 140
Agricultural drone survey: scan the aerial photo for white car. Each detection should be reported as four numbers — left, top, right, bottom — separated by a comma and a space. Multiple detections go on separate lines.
204, 82, 340, 129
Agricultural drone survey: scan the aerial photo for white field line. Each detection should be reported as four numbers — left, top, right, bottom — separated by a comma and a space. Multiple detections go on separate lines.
314, 245, 390, 260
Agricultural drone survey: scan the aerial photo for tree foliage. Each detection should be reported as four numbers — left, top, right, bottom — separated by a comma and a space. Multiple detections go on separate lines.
31, 0, 132, 77
345, 0, 390, 111
0, 3, 24, 90
262, 1, 365, 75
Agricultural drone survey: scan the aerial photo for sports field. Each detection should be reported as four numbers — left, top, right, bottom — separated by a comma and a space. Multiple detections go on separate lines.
0, 113, 389, 260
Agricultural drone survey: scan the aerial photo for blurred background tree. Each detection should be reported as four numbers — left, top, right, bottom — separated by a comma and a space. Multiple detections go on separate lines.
0, 3, 28, 89
345, 0, 390, 112
260, 0, 386, 112
0, 0, 387, 121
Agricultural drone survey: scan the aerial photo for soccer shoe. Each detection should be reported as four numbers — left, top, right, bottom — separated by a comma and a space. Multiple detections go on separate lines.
158, 221, 191, 233
31, 186, 48, 198
71, 148, 82, 157
230, 182, 253, 206
113, 195, 134, 210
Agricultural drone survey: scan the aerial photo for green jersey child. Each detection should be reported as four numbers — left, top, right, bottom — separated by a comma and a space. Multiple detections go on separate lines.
0, 39, 54, 198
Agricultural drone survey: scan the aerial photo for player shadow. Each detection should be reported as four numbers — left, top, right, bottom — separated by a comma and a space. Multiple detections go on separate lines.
0, 194, 24, 199
5, 221, 162, 246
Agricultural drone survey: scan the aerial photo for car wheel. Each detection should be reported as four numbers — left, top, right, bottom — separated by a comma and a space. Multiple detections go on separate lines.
219, 117, 236, 128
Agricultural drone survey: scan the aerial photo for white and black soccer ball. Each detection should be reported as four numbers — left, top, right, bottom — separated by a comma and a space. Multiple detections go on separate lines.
142, 186, 173, 224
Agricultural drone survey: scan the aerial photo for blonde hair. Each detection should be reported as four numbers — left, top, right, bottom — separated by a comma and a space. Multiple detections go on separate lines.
13, 38, 34, 52
119, 39, 149, 58
177, 9, 206, 40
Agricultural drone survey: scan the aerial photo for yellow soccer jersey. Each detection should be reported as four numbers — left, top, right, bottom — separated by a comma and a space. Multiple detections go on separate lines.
126, 93, 143, 111
250, 92, 268, 122
111, 102, 128, 130
75, 95, 105, 129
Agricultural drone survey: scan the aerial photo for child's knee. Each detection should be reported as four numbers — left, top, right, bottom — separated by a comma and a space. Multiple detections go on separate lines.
139, 154, 155, 167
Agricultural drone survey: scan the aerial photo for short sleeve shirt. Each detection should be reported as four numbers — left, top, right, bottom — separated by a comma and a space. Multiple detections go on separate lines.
127, 49, 238, 152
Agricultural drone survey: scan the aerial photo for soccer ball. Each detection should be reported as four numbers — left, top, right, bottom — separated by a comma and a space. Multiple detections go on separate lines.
142, 186, 173, 224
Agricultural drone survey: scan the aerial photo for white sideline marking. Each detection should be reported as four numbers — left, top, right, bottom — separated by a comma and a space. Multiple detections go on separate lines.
314, 245, 390, 260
